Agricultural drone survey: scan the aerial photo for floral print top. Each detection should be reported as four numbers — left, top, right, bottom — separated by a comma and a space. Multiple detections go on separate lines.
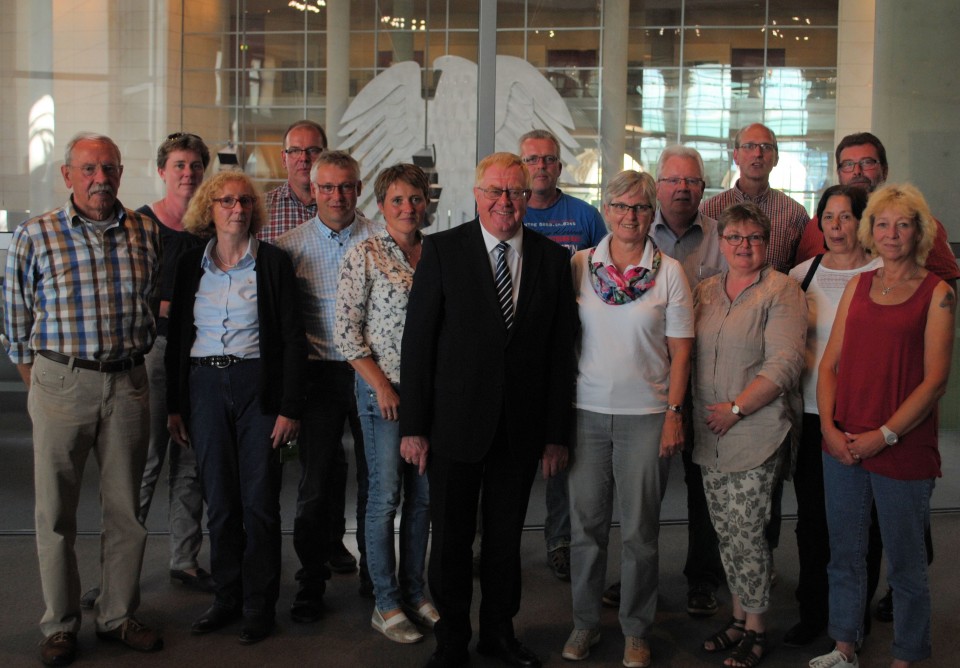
335, 229, 417, 383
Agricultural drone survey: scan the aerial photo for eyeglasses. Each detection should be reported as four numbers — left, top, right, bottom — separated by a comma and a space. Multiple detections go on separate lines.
68, 163, 120, 177
521, 155, 560, 166
315, 182, 359, 195
608, 202, 654, 216
476, 187, 531, 201
736, 142, 777, 154
721, 233, 766, 246
213, 195, 257, 209
657, 177, 704, 188
284, 146, 324, 159
838, 158, 881, 173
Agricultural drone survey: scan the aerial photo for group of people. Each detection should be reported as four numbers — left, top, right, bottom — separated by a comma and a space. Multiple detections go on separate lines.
1, 121, 952, 668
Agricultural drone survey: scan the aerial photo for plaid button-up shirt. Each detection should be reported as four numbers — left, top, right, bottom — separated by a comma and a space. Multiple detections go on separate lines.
2, 199, 161, 364
700, 180, 810, 274
259, 181, 318, 243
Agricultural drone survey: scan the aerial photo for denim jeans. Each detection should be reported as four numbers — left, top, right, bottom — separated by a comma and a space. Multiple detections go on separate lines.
356, 376, 430, 612
822, 452, 933, 662
138, 334, 204, 571
189, 360, 283, 618
568, 409, 670, 637
543, 470, 571, 552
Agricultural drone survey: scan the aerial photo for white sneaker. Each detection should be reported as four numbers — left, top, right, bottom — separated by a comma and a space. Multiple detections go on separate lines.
371, 608, 423, 644
809, 647, 859, 668
561, 627, 600, 661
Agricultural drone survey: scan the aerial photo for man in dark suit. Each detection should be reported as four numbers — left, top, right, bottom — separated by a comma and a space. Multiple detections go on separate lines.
400, 152, 578, 668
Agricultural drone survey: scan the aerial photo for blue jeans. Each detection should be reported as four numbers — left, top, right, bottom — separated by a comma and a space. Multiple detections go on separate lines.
189, 359, 282, 618
822, 452, 933, 662
544, 470, 571, 552
356, 376, 430, 612
568, 409, 670, 637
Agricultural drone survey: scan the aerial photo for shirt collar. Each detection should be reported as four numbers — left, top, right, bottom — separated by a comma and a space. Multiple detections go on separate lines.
591, 233, 654, 271
66, 197, 126, 228
479, 222, 523, 257
201, 235, 258, 271
652, 208, 706, 240
733, 179, 771, 203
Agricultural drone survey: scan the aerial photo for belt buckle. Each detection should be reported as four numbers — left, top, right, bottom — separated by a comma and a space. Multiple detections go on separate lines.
212, 356, 232, 369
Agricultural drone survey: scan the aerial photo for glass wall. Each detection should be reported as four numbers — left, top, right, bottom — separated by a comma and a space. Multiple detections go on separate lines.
0, 0, 838, 234
176, 0, 837, 225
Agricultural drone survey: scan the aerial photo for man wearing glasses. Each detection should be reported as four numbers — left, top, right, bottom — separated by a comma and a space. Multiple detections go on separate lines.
2, 132, 163, 665
274, 151, 382, 623
260, 119, 328, 243
401, 153, 578, 668
795, 132, 958, 288
516, 129, 605, 583
700, 122, 809, 273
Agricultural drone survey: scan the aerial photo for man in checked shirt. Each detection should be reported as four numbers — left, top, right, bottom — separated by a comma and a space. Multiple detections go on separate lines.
2, 132, 163, 666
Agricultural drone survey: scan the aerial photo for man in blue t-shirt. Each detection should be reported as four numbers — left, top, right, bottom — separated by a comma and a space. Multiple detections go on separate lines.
518, 129, 607, 582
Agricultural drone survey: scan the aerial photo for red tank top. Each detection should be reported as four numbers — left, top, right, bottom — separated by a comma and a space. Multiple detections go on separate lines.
831, 269, 941, 479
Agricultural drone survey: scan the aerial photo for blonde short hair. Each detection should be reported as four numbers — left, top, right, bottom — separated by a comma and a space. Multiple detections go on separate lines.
182, 171, 266, 239
859, 183, 936, 265
474, 152, 530, 188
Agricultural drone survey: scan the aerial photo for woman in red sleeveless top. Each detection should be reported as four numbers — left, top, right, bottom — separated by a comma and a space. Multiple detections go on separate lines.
812, 184, 955, 668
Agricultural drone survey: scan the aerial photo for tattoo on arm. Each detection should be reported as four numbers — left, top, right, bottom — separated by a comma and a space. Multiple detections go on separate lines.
939, 290, 956, 314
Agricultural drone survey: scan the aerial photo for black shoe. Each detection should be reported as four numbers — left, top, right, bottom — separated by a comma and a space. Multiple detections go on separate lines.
477, 635, 542, 668
425, 646, 469, 668
875, 587, 893, 622
326, 541, 358, 574
80, 587, 99, 610
191, 605, 242, 634
782, 621, 825, 647
547, 546, 570, 581
239, 616, 275, 645
687, 585, 719, 617
602, 581, 620, 608
171, 568, 216, 593
359, 575, 374, 599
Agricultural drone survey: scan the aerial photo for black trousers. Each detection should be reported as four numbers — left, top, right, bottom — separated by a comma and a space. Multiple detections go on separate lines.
426, 423, 540, 652
793, 413, 831, 627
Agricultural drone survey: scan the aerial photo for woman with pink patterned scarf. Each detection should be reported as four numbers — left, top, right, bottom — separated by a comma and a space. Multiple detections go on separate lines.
561, 170, 694, 668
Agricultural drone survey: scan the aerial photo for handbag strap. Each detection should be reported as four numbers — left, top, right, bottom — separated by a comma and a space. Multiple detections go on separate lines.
800, 254, 824, 292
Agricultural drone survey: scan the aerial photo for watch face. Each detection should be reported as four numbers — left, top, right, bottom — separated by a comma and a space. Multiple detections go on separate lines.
731, 404, 741, 415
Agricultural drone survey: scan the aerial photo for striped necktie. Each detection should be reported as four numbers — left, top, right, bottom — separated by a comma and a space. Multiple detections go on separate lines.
495, 241, 515, 330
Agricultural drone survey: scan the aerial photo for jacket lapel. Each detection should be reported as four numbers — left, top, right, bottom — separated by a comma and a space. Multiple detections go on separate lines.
463, 221, 506, 329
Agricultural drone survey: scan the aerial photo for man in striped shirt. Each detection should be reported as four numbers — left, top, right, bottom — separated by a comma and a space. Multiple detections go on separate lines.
1, 132, 163, 666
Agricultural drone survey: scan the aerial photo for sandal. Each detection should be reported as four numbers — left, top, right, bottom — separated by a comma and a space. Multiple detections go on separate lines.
703, 617, 746, 653
723, 630, 766, 668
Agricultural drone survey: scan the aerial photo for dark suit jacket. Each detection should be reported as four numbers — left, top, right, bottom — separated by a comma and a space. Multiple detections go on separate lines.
165, 241, 307, 422
400, 220, 578, 463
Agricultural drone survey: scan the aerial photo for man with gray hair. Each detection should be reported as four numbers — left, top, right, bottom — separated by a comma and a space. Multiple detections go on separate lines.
2, 132, 164, 665
273, 150, 382, 623
518, 128, 606, 581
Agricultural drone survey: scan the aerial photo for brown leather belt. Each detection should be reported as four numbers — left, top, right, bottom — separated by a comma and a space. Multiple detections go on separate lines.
38, 350, 145, 373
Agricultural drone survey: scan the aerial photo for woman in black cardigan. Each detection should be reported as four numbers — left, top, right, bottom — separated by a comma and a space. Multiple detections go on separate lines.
165, 171, 306, 644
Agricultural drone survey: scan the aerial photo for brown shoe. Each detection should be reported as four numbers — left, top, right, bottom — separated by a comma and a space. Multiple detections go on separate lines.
40, 631, 77, 666
623, 635, 651, 668
96, 618, 163, 652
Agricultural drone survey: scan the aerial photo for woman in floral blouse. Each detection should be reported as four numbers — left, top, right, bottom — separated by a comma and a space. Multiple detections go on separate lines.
335, 163, 438, 645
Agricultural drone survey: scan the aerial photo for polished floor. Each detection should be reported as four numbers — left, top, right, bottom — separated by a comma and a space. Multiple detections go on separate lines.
1, 361, 958, 666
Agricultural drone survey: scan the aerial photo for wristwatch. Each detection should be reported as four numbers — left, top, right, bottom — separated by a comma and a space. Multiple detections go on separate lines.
731, 402, 742, 417
879, 425, 898, 446
667, 404, 683, 415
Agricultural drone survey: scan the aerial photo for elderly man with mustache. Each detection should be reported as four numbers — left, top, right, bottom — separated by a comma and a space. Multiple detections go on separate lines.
2, 132, 163, 666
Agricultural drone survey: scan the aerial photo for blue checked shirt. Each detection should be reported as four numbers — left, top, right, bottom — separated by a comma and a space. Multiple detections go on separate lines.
273, 211, 382, 361
2, 199, 161, 365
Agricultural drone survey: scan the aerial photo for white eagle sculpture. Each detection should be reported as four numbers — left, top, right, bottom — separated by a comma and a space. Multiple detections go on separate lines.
339, 54, 582, 231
